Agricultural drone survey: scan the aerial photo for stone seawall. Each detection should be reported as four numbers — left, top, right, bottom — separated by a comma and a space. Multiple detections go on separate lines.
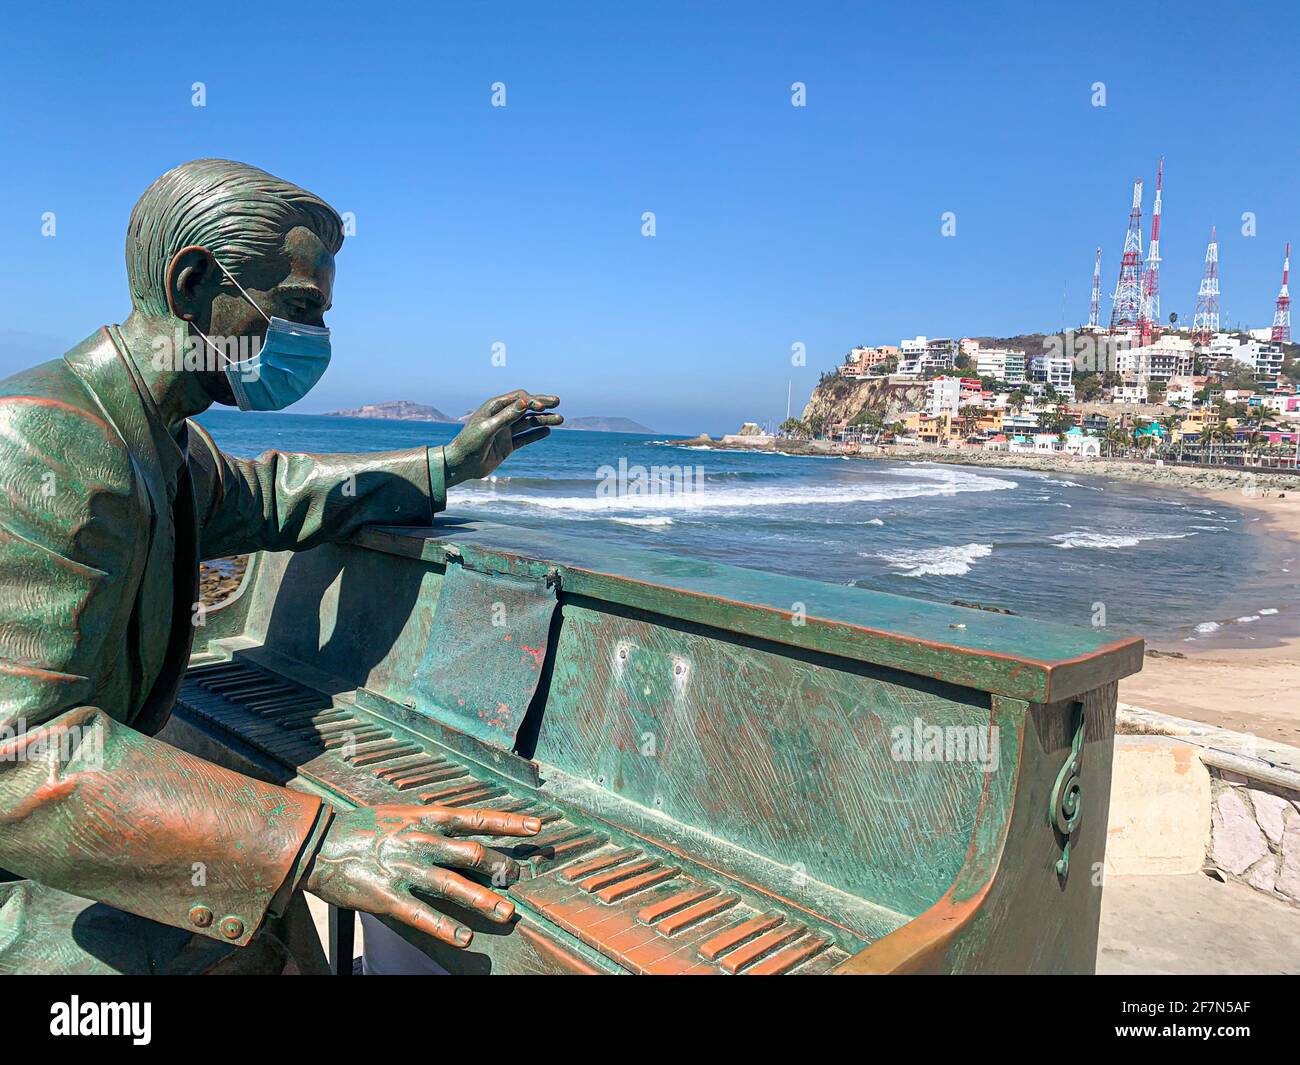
1208, 765, 1300, 903
1115, 704, 1300, 906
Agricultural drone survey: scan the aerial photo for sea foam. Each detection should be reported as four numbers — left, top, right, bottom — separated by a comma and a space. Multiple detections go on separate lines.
867, 542, 993, 577
1052, 530, 1192, 550
457, 470, 1015, 513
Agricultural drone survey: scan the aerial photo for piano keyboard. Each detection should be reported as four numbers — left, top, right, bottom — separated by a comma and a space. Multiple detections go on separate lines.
178, 659, 851, 975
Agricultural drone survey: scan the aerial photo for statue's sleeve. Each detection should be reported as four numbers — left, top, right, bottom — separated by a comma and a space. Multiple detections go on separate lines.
0, 398, 331, 948
187, 421, 447, 560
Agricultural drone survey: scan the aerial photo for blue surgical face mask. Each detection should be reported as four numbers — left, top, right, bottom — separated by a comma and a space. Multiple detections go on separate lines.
191, 254, 332, 412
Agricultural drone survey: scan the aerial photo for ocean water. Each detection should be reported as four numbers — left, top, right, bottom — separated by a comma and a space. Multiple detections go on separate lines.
197, 410, 1299, 647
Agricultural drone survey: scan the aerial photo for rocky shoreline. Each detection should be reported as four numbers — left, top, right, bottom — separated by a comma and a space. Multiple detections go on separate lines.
667, 435, 1300, 493
200, 555, 248, 606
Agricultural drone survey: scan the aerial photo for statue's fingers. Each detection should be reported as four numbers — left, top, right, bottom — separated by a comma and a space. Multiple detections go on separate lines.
511, 427, 550, 448
523, 394, 560, 410
394, 862, 516, 924
483, 390, 528, 416
509, 414, 562, 435
383, 891, 476, 947
481, 403, 529, 437
401, 834, 519, 883
424, 806, 542, 837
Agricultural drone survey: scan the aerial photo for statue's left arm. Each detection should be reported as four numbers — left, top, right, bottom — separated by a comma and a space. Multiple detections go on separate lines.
186, 389, 562, 558
187, 421, 446, 559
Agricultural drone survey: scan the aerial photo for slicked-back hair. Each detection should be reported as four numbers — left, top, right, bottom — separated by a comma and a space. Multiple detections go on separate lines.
126, 158, 344, 316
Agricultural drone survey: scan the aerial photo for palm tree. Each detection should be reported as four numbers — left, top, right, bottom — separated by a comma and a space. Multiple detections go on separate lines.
1102, 427, 1129, 457
958, 404, 984, 438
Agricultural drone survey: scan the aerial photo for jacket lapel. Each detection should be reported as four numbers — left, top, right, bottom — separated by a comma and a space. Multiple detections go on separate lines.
63, 327, 199, 734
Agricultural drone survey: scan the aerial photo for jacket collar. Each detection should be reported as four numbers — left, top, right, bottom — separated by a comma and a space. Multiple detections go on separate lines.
62, 325, 186, 508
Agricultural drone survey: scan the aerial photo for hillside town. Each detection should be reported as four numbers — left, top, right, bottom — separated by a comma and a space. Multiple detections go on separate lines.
753, 162, 1300, 467
771, 327, 1300, 467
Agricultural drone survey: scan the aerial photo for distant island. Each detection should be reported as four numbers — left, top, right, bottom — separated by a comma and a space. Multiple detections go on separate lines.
560, 416, 656, 433
323, 400, 457, 423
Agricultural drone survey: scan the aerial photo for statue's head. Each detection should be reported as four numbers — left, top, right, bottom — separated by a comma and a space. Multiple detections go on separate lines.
126, 158, 344, 406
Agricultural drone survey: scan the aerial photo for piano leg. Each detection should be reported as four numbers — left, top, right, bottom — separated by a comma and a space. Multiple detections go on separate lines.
329, 906, 356, 976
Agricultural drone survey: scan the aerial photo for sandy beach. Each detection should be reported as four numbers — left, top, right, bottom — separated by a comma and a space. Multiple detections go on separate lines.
1121, 488, 1300, 745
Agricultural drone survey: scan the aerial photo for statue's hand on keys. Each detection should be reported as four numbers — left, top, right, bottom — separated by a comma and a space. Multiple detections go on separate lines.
445, 390, 562, 485
305, 804, 541, 947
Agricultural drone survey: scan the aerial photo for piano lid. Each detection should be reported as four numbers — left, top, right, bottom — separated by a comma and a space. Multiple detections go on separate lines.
354, 517, 1145, 704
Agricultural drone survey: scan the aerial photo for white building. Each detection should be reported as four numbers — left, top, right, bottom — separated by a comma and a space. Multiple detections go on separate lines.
1139, 336, 1196, 383
1062, 430, 1101, 458
1001, 411, 1039, 433
1204, 336, 1285, 382
1110, 384, 1149, 404
897, 336, 956, 376
1114, 345, 1143, 379
975, 348, 1027, 384
1030, 354, 1074, 397
925, 376, 984, 418
1250, 342, 1285, 382
1164, 376, 1201, 406
926, 376, 962, 417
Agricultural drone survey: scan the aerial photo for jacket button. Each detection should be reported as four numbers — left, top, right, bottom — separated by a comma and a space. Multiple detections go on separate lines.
219, 916, 245, 940
188, 905, 213, 928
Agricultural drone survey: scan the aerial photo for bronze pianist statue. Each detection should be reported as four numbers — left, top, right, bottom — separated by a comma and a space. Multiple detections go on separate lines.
0, 159, 562, 974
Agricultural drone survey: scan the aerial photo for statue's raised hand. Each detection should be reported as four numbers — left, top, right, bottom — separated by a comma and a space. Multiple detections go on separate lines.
445, 390, 562, 485
305, 804, 541, 948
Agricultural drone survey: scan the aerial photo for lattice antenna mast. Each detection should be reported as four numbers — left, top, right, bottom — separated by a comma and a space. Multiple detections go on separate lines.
1192, 226, 1220, 346
1088, 247, 1102, 328
1109, 178, 1144, 333
1272, 242, 1292, 344
1139, 158, 1163, 345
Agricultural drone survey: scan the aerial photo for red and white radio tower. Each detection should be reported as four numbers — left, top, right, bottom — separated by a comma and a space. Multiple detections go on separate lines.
1139, 158, 1163, 345
1272, 242, 1292, 344
1192, 226, 1220, 346
1088, 247, 1102, 328
1109, 178, 1144, 333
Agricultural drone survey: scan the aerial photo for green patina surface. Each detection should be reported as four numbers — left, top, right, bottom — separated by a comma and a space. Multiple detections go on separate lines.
174, 519, 1142, 973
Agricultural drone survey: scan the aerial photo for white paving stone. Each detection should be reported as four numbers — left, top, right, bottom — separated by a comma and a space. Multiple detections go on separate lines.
1251, 789, 1291, 846
1211, 788, 1270, 875
1279, 814, 1300, 901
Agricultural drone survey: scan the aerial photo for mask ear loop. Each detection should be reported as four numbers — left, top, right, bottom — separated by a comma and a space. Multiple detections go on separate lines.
188, 252, 271, 380
208, 253, 273, 326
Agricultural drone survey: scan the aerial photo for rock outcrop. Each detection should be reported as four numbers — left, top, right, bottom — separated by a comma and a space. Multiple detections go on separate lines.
801, 376, 927, 426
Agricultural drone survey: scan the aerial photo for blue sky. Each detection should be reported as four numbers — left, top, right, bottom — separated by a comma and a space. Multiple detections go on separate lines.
0, 0, 1295, 434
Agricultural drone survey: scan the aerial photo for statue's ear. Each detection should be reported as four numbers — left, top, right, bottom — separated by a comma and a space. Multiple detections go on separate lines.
166, 245, 219, 323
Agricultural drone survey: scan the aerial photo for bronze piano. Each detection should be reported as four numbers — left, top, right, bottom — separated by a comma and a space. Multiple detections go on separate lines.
167, 520, 1143, 974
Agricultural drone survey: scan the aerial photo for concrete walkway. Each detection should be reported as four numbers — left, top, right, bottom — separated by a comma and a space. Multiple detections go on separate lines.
1098, 872, 1300, 974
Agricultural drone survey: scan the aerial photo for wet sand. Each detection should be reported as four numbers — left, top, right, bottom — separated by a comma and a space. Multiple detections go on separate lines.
1121, 489, 1300, 745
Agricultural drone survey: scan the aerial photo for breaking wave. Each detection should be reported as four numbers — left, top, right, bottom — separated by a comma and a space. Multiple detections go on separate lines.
609, 516, 674, 527
456, 471, 1015, 513
1052, 530, 1193, 550
866, 542, 994, 577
